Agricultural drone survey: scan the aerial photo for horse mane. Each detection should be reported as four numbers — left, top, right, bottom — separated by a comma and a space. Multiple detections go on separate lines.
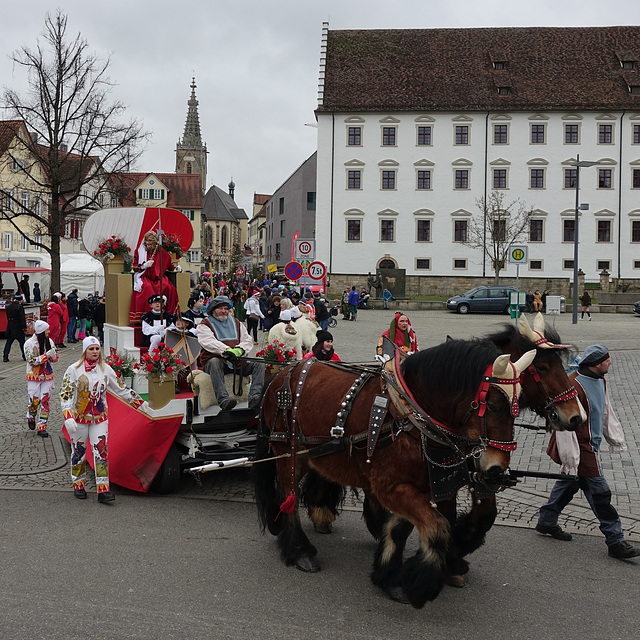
401, 339, 501, 406
485, 323, 575, 363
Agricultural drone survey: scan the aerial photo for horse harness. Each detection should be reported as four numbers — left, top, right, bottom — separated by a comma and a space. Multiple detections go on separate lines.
264, 351, 522, 499
524, 363, 579, 424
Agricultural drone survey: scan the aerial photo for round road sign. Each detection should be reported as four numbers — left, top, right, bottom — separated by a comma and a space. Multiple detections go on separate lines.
307, 261, 326, 280
511, 248, 525, 261
298, 241, 313, 256
284, 261, 303, 281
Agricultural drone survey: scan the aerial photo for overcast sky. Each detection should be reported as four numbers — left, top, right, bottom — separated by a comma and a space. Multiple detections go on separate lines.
3, 1, 640, 214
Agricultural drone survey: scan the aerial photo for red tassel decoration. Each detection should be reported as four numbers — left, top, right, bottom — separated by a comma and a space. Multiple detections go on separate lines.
279, 493, 296, 514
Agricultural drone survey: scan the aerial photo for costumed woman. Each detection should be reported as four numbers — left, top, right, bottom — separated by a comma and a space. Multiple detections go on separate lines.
129, 231, 179, 324
376, 313, 419, 358
24, 320, 59, 437
303, 330, 341, 362
59, 337, 148, 503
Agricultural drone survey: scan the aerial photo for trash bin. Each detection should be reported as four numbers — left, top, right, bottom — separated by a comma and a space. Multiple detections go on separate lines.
546, 296, 561, 315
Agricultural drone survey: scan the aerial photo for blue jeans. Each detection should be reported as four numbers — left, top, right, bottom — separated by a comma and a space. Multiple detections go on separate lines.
538, 474, 624, 546
79, 318, 87, 336
67, 315, 77, 341
319, 318, 330, 331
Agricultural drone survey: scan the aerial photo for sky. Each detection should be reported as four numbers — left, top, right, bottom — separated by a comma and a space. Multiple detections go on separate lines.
2, 0, 640, 215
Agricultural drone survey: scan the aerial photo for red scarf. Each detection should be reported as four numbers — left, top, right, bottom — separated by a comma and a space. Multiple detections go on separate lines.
84, 359, 99, 372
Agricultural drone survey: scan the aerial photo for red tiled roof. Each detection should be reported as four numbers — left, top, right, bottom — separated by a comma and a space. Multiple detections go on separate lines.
112, 172, 203, 208
253, 193, 271, 205
0, 120, 25, 156
319, 27, 640, 113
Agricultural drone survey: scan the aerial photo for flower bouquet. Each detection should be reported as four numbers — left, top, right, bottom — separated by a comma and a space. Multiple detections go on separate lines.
105, 352, 137, 380
134, 343, 187, 384
94, 235, 132, 264
255, 340, 298, 374
161, 233, 183, 257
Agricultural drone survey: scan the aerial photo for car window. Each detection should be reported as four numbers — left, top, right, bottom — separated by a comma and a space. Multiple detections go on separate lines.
489, 289, 507, 298
464, 288, 480, 297
472, 289, 489, 299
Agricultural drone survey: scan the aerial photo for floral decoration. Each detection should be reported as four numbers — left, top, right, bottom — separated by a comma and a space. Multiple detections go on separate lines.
134, 343, 187, 383
161, 233, 183, 257
94, 235, 131, 263
255, 341, 297, 367
106, 352, 137, 379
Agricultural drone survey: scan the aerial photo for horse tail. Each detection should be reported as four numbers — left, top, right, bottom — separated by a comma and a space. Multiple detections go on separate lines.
252, 415, 284, 536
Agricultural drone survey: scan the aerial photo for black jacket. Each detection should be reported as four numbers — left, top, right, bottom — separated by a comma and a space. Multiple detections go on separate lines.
78, 298, 93, 319
314, 298, 329, 322
5, 302, 26, 338
67, 292, 79, 316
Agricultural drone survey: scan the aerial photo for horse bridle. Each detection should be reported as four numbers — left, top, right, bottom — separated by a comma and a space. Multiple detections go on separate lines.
524, 363, 579, 423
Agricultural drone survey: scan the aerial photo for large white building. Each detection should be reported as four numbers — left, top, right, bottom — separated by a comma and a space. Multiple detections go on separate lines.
315, 24, 640, 286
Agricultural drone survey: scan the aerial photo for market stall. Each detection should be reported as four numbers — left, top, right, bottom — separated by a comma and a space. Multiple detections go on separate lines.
0, 260, 49, 334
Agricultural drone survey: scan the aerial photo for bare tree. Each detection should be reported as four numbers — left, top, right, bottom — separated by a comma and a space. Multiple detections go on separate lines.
0, 10, 148, 293
465, 191, 534, 284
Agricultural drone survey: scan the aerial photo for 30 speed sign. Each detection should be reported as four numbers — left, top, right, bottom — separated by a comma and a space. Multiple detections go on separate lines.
306, 261, 326, 280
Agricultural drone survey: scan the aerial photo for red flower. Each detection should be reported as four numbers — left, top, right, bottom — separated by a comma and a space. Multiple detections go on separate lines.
99, 249, 105, 254
146, 363, 154, 372
277, 355, 285, 362
116, 371, 121, 377
166, 366, 173, 374
153, 355, 160, 362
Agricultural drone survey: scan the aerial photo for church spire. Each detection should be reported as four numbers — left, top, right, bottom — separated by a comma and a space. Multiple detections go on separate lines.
181, 77, 202, 146
176, 76, 208, 194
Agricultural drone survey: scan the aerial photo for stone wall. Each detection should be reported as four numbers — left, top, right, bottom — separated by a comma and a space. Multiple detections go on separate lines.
327, 274, 572, 299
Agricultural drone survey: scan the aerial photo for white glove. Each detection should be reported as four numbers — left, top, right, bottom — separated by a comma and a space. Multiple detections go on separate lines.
142, 259, 154, 269
175, 265, 182, 273
64, 418, 78, 436
139, 401, 151, 415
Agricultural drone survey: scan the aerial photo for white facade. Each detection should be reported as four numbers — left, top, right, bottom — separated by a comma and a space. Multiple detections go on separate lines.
316, 109, 640, 282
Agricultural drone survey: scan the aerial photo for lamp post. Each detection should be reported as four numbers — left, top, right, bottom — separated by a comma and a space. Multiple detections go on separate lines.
570, 155, 597, 324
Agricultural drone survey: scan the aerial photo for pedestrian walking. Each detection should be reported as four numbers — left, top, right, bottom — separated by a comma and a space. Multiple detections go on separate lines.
19, 275, 31, 303
46, 294, 64, 349
348, 286, 359, 321
60, 336, 148, 503
32, 282, 41, 303
580, 290, 592, 320
3, 293, 27, 362
67, 289, 79, 343
24, 320, 59, 437
57, 294, 69, 347
535, 344, 640, 559
244, 290, 264, 344
78, 293, 93, 340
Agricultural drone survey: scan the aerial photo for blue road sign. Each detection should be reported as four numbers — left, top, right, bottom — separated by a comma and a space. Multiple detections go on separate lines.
284, 261, 303, 281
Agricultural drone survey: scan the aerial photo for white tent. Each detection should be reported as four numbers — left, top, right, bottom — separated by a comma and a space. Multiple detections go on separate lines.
59, 254, 105, 296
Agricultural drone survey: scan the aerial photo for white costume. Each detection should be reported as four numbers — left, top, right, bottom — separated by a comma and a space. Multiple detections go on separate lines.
60, 355, 144, 494
24, 326, 59, 433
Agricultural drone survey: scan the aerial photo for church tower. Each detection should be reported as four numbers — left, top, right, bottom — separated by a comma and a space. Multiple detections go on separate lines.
175, 77, 208, 193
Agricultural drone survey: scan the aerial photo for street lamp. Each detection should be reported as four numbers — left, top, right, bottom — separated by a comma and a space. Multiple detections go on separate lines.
570, 155, 598, 324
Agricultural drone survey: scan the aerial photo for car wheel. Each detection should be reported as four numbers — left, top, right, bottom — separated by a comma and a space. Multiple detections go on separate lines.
458, 303, 470, 315
151, 444, 181, 494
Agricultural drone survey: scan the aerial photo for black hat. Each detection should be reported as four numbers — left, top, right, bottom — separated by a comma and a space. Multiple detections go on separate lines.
177, 315, 195, 328
315, 330, 333, 344
148, 294, 167, 305
13, 293, 23, 301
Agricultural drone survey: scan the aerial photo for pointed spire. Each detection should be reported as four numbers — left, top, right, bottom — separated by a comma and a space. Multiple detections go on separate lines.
181, 77, 202, 146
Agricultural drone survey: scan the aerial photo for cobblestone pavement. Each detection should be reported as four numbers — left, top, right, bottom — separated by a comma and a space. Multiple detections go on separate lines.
1, 308, 639, 541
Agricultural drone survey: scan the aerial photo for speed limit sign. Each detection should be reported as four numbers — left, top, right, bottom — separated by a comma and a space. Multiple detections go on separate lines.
307, 261, 326, 281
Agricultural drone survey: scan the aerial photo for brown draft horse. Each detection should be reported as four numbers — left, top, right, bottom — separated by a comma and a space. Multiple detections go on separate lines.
254, 339, 535, 608
302, 313, 586, 588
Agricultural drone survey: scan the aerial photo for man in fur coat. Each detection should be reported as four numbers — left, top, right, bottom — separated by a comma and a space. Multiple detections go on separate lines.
536, 344, 640, 559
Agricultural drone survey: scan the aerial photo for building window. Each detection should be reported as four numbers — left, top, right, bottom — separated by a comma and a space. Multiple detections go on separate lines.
597, 220, 611, 242
4, 189, 13, 212
455, 126, 469, 145
279, 197, 284, 214
275, 243, 281, 259
139, 188, 150, 199
622, 61, 635, 70
153, 189, 164, 200
492, 219, 506, 241
531, 124, 545, 144
530, 169, 545, 189
564, 124, 579, 144
12, 158, 26, 172
306, 192, 316, 210
416, 258, 431, 270
529, 219, 544, 242
634, 124, 640, 144
348, 126, 362, 146
381, 170, 396, 190
416, 219, 431, 242
182, 209, 195, 221
598, 169, 612, 189
110, 194, 118, 208
493, 169, 507, 189
188, 250, 200, 263
417, 170, 431, 190
454, 220, 468, 242
454, 170, 469, 189
3, 232, 13, 250
598, 124, 613, 144
563, 219, 575, 242
21, 234, 30, 251
597, 260, 611, 271
186, 162, 192, 173
633, 169, 640, 189
21, 191, 29, 212
347, 220, 361, 242
564, 168, 577, 189
632, 220, 640, 242
493, 61, 506, 70
380, 219, 395, 241
453, 259, 467, 269
635, 260, 640, 269
417, 126, 432, 146
493, 125, 508, 144
529, 260, 543, 270
280, 220, 286, 237
563, 259, 575, 269
347, 170, 361, 189
382, 127, 396, 146
630, 86, 640, 95
497, 87, 510, 95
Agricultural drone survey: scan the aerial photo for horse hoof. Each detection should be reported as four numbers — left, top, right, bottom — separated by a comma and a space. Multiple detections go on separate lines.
313, 523, 333, 534
295, 556, 320, 573
445, 574, 467, 588
384, 585, 411, 604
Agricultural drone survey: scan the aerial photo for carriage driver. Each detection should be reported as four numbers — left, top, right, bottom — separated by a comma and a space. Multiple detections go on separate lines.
196, 295, 265, 411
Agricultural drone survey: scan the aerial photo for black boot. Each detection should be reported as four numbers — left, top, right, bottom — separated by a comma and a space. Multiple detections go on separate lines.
98, 491, 115, 504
